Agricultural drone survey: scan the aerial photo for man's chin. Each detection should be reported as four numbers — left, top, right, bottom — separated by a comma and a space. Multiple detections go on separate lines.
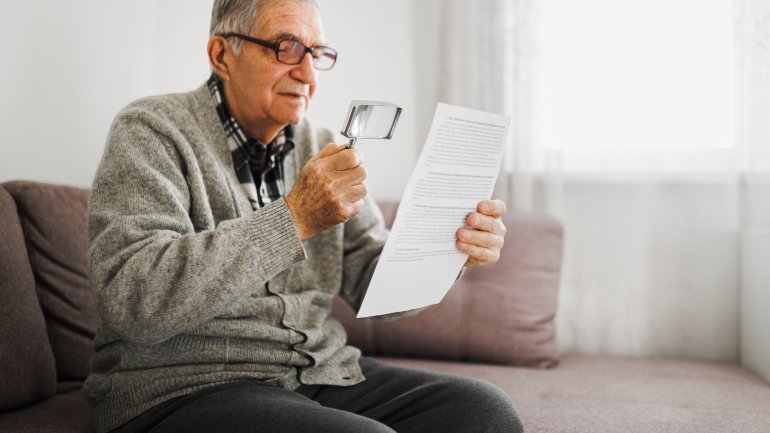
271, 104, 307, 126
284, 111, 306, 125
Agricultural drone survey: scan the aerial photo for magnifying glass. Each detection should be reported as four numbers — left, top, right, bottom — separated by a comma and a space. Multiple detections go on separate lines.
340, 100, 402, 148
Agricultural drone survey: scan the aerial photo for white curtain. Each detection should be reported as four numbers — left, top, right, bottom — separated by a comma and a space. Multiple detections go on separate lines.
439, 0, 559, 215
439, 0, 770, 362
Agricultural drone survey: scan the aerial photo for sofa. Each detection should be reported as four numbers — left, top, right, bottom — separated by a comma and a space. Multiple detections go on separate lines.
1, 180, 769, 433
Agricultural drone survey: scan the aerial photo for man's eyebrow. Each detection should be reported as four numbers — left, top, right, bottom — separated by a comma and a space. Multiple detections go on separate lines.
271, 32, 299, 42
269, 32, 327, 46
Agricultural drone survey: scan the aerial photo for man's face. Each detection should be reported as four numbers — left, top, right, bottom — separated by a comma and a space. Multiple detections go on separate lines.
226, 1, 324, 138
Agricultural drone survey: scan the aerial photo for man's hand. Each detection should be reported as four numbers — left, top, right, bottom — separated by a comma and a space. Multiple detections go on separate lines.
456, 199, 507, 267
285, 143, 367, 241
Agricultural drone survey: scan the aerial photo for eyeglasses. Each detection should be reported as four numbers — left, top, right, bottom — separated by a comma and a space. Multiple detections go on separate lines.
220, 33, 338, 71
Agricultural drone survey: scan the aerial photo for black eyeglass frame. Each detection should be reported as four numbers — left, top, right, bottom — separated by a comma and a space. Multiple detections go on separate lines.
220, 32, 338, 70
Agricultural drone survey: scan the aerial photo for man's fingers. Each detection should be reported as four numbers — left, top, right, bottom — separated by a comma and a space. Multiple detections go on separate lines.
289, 144, 368, 241
346, 165, 367, 185
346, 198, 365, 220
456, 241, 499, 265
330, 148, 364, 171
345, 182, 368, 203
457, 228, 504, 250
466, 213, 506, 236
311, 143, 347, 161
476, 199, 507, 218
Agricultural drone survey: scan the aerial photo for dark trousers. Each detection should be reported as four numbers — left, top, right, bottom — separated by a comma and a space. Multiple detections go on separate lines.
111, 358, 524, 433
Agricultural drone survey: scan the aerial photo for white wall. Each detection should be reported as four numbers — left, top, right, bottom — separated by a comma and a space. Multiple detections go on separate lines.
0, 1, 210, 189
0, 0, 442, 201
2, 1, 153, 188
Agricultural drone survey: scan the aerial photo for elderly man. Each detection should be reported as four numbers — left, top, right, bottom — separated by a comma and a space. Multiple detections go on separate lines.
85, 0, 521, 432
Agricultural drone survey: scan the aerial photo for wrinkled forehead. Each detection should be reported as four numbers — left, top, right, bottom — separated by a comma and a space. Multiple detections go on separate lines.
254, 1, 326, 45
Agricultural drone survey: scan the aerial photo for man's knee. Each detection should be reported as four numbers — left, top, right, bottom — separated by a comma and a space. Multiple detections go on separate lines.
446, 377, 524, 433
312, 415, 396, 433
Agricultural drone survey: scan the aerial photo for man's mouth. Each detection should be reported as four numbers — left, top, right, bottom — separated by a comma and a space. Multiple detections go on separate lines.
279, 92, 306, 99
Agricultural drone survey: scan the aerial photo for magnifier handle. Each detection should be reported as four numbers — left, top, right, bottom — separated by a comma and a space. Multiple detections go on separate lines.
346, 138, 357, 149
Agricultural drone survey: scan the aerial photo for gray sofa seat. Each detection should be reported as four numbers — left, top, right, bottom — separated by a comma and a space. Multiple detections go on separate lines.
381, 355, 770, 433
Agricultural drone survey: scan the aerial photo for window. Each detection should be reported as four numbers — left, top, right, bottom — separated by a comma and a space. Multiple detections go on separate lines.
537, 0, 735, 172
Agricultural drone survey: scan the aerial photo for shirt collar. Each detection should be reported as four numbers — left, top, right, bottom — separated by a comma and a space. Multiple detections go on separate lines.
207, 74, 294, 162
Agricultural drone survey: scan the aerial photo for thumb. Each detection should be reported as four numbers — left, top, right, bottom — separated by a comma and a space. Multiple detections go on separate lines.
311, 143, 347, 161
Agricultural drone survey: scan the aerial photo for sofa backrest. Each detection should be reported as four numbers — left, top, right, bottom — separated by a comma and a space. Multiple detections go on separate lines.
333, 202, 563, 367
0, 182, 97, 398
0, 185, 58, 412
0, 181, 563, 414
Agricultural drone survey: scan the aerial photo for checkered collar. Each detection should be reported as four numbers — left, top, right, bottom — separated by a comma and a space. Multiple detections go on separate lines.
208, 74, 295, 210
207, 74, 294, 169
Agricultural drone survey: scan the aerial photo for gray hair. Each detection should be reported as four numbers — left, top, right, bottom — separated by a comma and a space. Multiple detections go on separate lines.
210, 0, 319, 55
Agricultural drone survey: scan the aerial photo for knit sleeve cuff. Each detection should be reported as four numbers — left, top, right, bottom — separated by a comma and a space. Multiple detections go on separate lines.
244, 198, 307, 276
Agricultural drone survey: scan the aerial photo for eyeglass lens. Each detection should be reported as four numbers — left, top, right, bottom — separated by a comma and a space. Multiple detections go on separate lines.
276, 40, 336, 70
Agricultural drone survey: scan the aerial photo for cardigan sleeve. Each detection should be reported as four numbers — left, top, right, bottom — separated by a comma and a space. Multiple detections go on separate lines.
88, 106, 306, 345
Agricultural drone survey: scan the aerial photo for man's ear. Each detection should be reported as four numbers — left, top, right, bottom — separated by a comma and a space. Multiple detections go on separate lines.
208, 36, 232, 81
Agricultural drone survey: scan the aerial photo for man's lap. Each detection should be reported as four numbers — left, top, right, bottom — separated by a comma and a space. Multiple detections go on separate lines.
111, 358, 522, 433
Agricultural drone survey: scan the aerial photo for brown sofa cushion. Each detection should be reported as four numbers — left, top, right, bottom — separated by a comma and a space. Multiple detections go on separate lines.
4, 182, 97, 385
0, 186, 57, 412
0, 391, 95, 433
333, 202, 562, 367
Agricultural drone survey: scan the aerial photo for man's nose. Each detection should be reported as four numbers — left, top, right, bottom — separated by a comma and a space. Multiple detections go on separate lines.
291, 52, 317, 86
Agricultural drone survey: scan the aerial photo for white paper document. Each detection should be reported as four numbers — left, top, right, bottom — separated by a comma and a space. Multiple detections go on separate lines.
357, 103, 511, 318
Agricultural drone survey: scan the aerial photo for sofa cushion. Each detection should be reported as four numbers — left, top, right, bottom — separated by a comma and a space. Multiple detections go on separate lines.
4, 182, 97, 385
380, 355, 770, 433
0, 186, 57, 412
0, 391, 95, 433
333, 202, 562, 367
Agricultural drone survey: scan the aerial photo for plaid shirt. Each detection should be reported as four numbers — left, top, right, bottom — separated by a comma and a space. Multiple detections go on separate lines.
208, 74, 295, 210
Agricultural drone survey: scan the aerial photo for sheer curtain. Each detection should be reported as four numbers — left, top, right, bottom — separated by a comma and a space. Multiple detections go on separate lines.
439, 0, 559, 214
439, 0, 770, 361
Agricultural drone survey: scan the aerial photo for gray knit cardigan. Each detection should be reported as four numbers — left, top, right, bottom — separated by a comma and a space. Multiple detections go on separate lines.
84, 83, 388, 433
